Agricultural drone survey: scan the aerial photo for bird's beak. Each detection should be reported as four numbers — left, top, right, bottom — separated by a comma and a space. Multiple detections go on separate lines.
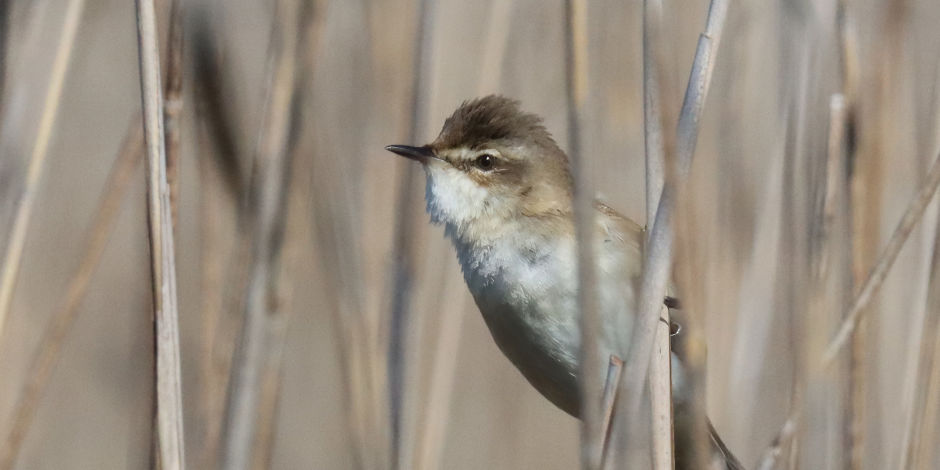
385, 144, 436, 164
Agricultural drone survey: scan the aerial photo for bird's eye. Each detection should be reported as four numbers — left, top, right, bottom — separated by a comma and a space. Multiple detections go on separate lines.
474, 154, 496, 171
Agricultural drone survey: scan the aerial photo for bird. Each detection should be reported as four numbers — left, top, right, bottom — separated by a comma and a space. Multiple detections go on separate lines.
385, 95, 741, 469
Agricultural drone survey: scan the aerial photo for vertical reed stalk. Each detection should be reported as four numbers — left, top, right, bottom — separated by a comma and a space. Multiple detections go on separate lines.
819, 95, 847, 293
648, 307, 673, 470
619, 1, 730, 464
641, 0, 677, 467
835, 2, 860, 466
137, 1, 184, 469
135, 0, 186, 467
562, 1, 604, 468
845, 2, 905, 466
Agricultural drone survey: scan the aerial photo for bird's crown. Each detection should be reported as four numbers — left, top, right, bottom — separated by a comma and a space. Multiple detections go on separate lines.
432, 95, 561, 155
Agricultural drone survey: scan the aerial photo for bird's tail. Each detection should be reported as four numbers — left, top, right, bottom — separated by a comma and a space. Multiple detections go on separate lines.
674, 411, 744, 470
707, 419, 745, 470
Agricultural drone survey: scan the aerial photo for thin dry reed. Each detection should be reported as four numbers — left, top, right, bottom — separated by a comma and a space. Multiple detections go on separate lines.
835, 2, 862, 466
561, 1, 604, 469
648, 307, 673, 470
641, 0, 676, 467
134, 0, 186, 467
619, 0, 730, 465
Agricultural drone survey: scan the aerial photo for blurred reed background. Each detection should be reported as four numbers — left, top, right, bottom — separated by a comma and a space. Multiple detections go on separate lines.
0, 0, 939, 469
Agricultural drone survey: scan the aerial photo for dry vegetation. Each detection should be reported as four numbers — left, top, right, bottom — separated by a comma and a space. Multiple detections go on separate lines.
0, 0, 939, 469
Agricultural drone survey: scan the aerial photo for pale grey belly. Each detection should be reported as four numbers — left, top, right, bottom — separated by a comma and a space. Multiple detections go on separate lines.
473, 293, 581, 415
469, 278, 629, 418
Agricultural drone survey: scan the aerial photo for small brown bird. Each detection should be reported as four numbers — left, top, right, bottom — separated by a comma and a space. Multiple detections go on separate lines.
386, 95, 741, 469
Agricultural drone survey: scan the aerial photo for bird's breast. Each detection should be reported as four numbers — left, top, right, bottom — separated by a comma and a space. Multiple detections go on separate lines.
453, 232, 587, 413
447, 217, 644, 416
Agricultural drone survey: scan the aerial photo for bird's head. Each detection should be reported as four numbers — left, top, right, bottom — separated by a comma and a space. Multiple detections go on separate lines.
386, 96, 573, 240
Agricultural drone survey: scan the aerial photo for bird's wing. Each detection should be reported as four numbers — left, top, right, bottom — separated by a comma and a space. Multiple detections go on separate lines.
593, 200, 645, 281
593, 200, 644, 251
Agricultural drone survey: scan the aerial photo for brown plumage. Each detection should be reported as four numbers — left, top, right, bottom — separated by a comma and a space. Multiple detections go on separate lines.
433, 95, 561, 152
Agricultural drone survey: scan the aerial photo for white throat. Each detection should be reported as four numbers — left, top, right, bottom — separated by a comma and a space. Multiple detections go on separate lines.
423, 163, 575, 294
